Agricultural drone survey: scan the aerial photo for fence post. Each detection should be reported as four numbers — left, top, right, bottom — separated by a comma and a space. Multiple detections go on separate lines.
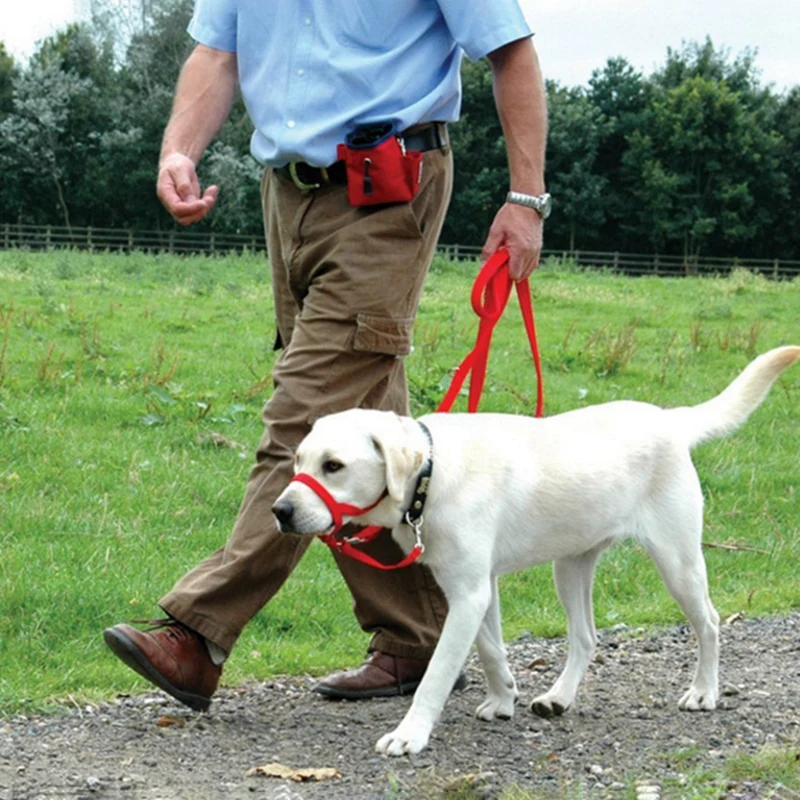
46, 226, 52, 249
87, 226, 93, 251
128, 231, 134, 251
613, 251, 619, 271
3, 223, 8, 250
773, 259, 779, 279
653, 253, 660, 275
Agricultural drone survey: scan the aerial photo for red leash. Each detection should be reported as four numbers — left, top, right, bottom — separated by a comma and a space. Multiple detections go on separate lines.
437, 248, 544, 417
304, 248, 544, 570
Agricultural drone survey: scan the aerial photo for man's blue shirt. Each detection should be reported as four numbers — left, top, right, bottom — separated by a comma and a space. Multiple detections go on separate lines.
188, 0, 532, 166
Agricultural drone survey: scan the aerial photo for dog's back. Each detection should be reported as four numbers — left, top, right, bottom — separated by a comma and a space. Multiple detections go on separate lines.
420, 346, 798, 571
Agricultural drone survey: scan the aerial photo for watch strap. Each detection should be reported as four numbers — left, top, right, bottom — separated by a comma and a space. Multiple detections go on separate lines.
506, 191, 550, 214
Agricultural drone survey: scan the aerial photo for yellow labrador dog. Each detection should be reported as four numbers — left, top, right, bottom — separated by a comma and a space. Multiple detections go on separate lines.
273, 346, 798, 756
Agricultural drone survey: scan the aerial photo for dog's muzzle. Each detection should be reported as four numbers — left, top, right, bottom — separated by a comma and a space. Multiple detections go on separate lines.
284, 472, 388, 535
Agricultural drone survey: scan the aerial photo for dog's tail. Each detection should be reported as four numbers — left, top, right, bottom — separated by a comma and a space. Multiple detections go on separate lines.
668, 345, 799, 448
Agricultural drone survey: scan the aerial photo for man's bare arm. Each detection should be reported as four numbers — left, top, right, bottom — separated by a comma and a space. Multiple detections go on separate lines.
483, 37, 548, 279
157, 44, 238, 226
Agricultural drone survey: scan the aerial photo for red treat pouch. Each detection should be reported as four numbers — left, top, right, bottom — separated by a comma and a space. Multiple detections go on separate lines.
337, 123, 423, 206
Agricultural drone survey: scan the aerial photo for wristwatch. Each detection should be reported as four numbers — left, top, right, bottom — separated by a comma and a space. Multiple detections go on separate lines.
506, 191, 552, 220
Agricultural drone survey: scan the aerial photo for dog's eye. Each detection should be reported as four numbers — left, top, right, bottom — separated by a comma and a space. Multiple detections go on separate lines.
322, 460, 345, 474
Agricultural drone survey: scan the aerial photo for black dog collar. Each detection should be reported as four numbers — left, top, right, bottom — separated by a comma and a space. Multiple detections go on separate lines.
404, 421, 433, 526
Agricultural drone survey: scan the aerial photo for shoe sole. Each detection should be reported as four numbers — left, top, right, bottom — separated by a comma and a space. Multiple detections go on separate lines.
314, 671, 468, 700
103, 627, 212, 712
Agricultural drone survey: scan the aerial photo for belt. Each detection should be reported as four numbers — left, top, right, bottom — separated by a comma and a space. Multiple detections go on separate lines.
275, 122, 448, 192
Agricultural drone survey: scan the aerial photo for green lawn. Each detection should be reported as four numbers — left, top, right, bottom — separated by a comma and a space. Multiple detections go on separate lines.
1, 249, 798, 715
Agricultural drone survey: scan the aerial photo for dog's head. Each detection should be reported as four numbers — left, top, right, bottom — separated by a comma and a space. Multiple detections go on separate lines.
272, 409, 427, 535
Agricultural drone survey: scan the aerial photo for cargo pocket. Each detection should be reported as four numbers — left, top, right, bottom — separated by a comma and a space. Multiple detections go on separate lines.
353, 314, 414, 357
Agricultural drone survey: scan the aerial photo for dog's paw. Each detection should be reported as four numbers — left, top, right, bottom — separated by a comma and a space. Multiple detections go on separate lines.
476, 682, 518, 721
476, 693, 516, 721
678, 687, 717, 711
530, 694, 569, 719
375, 725, 430, 757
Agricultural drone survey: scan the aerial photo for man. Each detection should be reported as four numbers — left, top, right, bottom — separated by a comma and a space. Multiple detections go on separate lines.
104, 1, 549, 711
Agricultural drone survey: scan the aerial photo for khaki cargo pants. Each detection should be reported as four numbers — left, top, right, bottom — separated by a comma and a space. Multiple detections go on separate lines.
160, 142, 454, 659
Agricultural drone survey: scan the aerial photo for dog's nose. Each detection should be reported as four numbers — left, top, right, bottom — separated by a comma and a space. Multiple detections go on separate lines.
272, 499, 295, 530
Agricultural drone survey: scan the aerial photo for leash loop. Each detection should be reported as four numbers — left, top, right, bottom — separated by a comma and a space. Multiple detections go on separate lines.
437, 248, 544, 417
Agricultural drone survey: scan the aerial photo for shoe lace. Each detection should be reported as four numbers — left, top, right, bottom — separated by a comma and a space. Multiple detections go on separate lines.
132, 617, 193, 642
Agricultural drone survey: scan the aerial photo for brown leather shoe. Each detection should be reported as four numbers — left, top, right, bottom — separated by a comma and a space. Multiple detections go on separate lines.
313, 650, 467, 700
103, 619, 221, 711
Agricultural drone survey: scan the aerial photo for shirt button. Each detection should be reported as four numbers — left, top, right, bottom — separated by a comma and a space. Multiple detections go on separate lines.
286, 120, 296, 129
297, 69, 305, 77
304, 17, 311, 25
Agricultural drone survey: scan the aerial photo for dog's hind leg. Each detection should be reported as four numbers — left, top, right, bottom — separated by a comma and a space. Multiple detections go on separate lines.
475, 576, 518, 721
531, 541, 608, 718
643, 515, 720, 711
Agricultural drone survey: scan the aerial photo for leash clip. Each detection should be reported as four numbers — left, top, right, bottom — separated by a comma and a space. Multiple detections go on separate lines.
404, 512, 425, 554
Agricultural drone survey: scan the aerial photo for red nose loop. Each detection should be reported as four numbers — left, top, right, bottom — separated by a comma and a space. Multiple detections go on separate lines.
289, 472, 386, 534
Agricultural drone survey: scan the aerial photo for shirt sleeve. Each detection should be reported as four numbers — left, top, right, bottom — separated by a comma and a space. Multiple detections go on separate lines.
187, 0, 238, 53
436, 0, 532, 61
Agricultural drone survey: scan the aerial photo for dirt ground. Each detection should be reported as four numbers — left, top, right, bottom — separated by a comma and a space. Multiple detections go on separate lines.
2, 614, 798, 800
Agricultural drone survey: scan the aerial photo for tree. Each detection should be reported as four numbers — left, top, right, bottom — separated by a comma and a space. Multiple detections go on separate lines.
621, 75, 785, 259
543, 83, 609, 251
0, 42, 18, 116
587, 57, 650, 251
655, 37, 761, 97
771, 87, 800, 259
204, 143, 262, 234
0, 56, 92, 229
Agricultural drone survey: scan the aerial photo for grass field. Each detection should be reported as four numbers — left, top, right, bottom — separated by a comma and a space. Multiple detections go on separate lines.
0, 249, 798, 718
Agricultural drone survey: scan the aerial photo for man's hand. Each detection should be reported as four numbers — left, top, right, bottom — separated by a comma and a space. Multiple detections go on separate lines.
157, 153, 219, 226
482, 202, 544, 281
485, 37, 548, 281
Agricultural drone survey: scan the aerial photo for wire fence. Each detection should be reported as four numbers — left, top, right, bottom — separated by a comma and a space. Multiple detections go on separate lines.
3, 222, 800, 279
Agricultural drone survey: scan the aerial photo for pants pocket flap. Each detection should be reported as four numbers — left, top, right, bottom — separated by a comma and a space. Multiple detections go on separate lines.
354, 314, 413, 356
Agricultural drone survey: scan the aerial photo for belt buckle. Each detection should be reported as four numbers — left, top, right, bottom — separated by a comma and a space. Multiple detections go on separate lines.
288, 162, 329, 193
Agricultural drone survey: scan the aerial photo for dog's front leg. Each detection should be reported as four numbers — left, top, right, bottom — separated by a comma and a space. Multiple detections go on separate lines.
375, 582, 491, 757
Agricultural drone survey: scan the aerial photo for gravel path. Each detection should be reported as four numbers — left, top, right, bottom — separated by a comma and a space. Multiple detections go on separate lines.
2, 614, 798, 800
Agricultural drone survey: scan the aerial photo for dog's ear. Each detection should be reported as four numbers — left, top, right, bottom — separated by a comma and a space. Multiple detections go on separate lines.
370, 415, 425, 505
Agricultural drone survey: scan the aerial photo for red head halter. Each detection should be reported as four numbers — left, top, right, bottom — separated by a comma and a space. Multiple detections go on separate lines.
288, 472, 424, 570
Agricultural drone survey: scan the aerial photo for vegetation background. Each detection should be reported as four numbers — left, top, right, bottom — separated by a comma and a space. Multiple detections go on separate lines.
1, 250, 797, 715
1, 0, 800, 261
